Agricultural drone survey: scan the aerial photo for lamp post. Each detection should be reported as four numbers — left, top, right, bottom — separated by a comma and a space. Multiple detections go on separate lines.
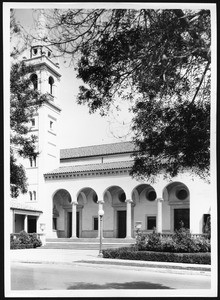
98, 209, 104, 257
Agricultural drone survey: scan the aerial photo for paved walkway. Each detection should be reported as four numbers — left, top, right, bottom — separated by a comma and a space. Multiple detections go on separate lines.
10, 248, 211, 275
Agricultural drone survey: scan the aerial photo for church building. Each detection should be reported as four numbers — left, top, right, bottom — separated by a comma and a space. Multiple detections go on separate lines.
10, 43, 212, 240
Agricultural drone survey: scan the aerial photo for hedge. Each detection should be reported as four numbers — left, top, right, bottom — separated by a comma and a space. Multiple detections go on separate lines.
10, 231, 42, 249
102, 248, 211, 265
135, 228, 210, 253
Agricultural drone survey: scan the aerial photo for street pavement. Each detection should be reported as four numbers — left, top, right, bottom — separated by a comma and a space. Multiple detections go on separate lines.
8, 248, 215, 297
10, 248, 211, 275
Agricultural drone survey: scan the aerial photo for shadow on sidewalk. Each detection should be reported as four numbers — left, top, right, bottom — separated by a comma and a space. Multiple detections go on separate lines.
67, 281, 173, 289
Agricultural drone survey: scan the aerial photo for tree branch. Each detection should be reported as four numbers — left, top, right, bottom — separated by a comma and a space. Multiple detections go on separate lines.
191, 61, 210, 104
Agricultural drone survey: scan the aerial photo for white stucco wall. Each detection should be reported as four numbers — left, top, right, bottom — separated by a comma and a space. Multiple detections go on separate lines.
42, 170, 212, 237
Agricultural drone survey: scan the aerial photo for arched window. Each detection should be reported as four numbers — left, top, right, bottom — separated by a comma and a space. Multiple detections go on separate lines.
30, 73, 38, 90
29, 158, 33, 167
33, 191, 36, 201
48, 76, 54, 95
29, 191, 32, 201
33, 156, 37, 167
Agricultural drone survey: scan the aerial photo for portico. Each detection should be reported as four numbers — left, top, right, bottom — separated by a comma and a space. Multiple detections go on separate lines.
43, 156, 210, 239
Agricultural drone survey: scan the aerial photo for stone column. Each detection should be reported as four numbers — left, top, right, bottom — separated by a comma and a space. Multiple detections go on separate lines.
97, 200, 104, 238
125, 199, 133, 239
71, 201, 78, 238
24, 215, 28, 232
157, 198, 163, 233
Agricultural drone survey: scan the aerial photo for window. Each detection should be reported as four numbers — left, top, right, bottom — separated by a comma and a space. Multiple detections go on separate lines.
31, 118, 35, 127
147, 216, 156, 230
29, 157, 36, 167
119, 192, 126, 202
33, 48, 38, 55
48, 76, 54, 95
30, 74, 38, 90
29, 191, 32, 201
33, 191, 36, 201
50, 121, 53, 130
146, 190, 157, 201
93, 217, 98, 230
176, 189, 188, 200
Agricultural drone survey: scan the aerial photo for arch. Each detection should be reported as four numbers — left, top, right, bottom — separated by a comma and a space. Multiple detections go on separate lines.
132, 184, 157, 203
162, 181, 190, 203
48, 76, 54, 95
103, 185, 126, 205
163, 181, 190, 231
77, 187, 98, 204
53, 189, 72, 205
30, 73, 38, 90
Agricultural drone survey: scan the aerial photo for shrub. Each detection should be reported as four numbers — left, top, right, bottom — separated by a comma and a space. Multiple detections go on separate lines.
29, 233, 42, 248
18, 230, 31, 244
102, 248, 211, 264
135, 228, 211, 253
10, 231, 42, 249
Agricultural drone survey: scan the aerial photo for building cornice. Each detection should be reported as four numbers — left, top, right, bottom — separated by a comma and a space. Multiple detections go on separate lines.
44, 99, 62, 113
44, 167, 131, 180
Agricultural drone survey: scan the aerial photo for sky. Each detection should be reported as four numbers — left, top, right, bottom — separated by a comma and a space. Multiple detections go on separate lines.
13, 8, 134, 150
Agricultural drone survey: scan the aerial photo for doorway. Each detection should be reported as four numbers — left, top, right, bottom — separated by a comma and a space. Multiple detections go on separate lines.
68, 212, 79, 238
28, 216, 37, 233
174, 208, 190, 230
117, 210, 126, 238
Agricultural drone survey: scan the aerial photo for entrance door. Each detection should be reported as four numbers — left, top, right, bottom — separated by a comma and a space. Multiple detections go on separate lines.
68, 212, 80, 238
117, 210, 126, 238
28, 217, 37, 233
174, 208, 190, 230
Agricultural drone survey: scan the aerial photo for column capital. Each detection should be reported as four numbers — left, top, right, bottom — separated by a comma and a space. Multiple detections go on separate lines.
97, 200, 104, 204
71, 201, 78, 206
157, 197, 163, 202
125, 199, 133, 203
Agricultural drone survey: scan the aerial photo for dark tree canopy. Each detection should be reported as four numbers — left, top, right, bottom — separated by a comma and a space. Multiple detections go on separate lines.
35, 8, 211, 181
10, 62, 47, 197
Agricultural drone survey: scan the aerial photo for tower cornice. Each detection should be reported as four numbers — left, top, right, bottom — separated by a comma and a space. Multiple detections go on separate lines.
24, 55, 61, 78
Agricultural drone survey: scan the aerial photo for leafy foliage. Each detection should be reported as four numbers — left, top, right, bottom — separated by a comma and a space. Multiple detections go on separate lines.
10, 62, 46, 197
10, 231, 42, 249
36, 8, 211, 180
135, 228, 210, 253
102, 248, 211, 264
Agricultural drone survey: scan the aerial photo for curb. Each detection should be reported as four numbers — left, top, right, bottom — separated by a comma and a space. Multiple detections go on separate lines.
75, 259, 211, 272
11, 258, 211, 274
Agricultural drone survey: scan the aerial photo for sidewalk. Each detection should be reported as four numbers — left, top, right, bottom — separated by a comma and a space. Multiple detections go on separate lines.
10, 248, 211, 275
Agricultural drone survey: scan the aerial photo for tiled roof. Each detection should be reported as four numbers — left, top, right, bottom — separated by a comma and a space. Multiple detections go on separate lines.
45, 160, 134, 175
10, 200, 43, 212
60, 141, 136, 160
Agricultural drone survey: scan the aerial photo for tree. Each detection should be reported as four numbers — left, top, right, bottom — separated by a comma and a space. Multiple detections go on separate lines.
10, 62, 46, 197
10, 11, 46, 197
35, 8, 211, 181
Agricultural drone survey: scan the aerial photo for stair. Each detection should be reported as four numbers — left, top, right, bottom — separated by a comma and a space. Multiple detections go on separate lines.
41, 238, 135, 250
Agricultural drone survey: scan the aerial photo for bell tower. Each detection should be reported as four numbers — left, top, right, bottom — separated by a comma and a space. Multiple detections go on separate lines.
23, 39, 62, 218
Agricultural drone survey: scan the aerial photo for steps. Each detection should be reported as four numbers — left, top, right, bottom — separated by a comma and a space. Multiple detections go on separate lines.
42, 238, 135, 250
